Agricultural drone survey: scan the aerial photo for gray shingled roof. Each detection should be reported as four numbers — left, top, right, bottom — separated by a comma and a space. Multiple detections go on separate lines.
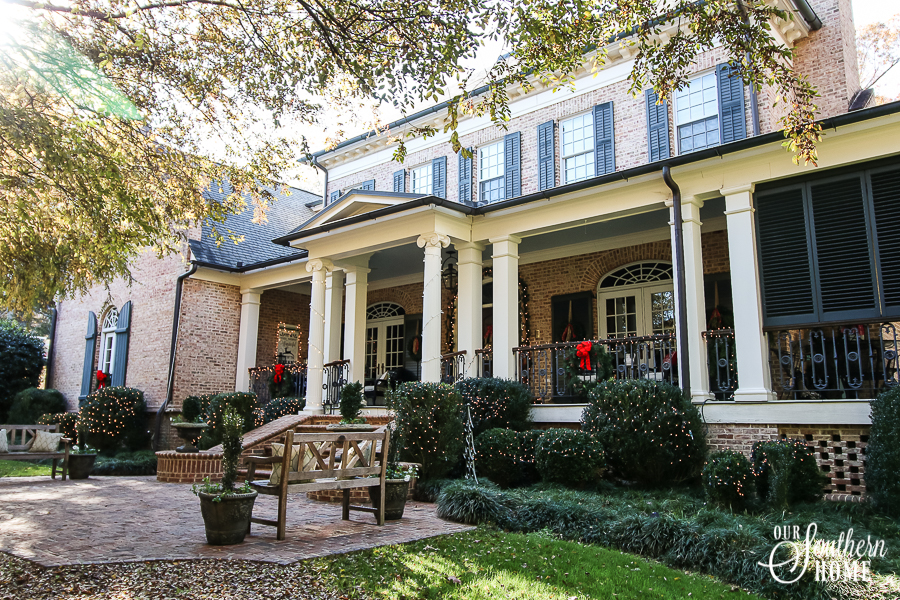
189, 181, 320, 270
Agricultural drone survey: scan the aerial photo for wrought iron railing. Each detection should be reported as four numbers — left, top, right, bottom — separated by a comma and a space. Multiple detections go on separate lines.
767, 323, 900, 400
513, 335, 677, 403
248, 363, 307, 405
323, 359, 350, 414
475, 348, 492, 378
703, 329, 737, 400
440, 351, 467, 384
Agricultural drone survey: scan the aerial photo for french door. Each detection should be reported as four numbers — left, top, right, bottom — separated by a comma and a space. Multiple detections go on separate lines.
599, 283, 676, 338
365, 317, 405, 378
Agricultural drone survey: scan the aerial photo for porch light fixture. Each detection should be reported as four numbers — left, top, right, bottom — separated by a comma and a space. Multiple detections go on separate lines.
442, 250, 458, 290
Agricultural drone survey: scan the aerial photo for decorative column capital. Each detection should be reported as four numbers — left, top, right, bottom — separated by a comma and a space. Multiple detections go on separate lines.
306, 258, 334, 273
417, 233, 450, 249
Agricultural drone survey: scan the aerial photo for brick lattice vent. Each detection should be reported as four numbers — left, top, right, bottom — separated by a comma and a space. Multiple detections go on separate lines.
779, 426, 870, 497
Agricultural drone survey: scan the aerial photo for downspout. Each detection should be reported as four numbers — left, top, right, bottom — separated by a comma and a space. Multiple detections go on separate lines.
153, 261, 199, 450
312, 155, 329, 206
736, 0, 761, 136
662, 166, 691, 398
44, 304, 58, 389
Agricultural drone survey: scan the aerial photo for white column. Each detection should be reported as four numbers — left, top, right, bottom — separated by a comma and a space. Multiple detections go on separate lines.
305, 258, 333, 413
324, 270, 345, 363
671, 198, 711, 401
343, 264, 370, 384
235, 289, 262, 392
456, 242, 485, 374
417, 233, 450, 382
724, 184, 774, 402
491, 235, 521, 379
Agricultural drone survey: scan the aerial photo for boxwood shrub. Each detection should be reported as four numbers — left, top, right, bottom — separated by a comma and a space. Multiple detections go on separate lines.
866, 386, 900, 517
263, 397, 305, 424
0, 320, 45, 422
702, 450, 754, 510
38, 411, 80, 442
389, 382, 464, 480
751, 438, 826, 509
474, 428, 521, 488
581, 379, 706, 483
454, 377, 533, 436
79, 386, 148, 452
8, 388, 67, 424
517, 429, 542, 484
535, 428, 606, 487
199, 392, 259, 448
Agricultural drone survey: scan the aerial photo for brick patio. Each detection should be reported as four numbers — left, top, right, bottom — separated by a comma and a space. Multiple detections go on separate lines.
0, 476, 471, 567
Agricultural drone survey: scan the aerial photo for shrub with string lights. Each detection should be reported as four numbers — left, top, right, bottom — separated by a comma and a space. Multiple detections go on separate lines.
198, 392, 259, 448
751, 438, 826, 509
455, 377, 533, 436
702, 450, 754, 510
867, 386, 900, 517
517, 429, 543, 483
535, 428, 606, 487
389, 382, 464, 481
79, 386, 148, 452
262, 397, 305, 424
474, 428, 521, 488
581, 379, 706, 484
38, 411, 79, 442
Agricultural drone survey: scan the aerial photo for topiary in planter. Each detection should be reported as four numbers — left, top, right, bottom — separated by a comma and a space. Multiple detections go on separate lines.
702, 450, 754, 510
181, 396, 203, 423
867, 386, 900, 517
517, 429, 542, 484
389, 382, 464, 481
0, 320, 45, 422
454, 378, 533, 436
8, 388, 67, 424
79, 386, 148, 452
339, 381, 365, 423
535, 428, 605, 487
751, 438, 826, 509
263, 397, 305, 424
581, 379, 706, 484
38, 411, 80, 442
474, 428, 521, 488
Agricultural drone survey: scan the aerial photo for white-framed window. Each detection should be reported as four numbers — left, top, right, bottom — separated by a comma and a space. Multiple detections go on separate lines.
99, 307, 118, 375
411, 163, 433, 195
561, 112, 595, 183
675, 72, 719, 154
479, 140, 505, 203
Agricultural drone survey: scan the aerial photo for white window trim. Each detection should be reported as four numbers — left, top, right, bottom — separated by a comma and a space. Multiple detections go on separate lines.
411, 163, 433, 195
674, 69, 719, 156
478, 140, 505, 204
99, 307, 118, 375
559, 110, 596, 184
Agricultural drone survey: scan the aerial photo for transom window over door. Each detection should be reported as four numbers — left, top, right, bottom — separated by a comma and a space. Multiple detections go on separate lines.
598, 262, 675, 338
99, 307, 118, 375
365, 302, 405, 378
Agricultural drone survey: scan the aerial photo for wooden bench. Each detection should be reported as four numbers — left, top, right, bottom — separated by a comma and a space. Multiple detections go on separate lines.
0, 424, 71, 480
244, 428, 389, 540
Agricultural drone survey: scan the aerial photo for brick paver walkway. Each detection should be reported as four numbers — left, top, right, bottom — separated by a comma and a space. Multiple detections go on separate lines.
0, 476, 471, 567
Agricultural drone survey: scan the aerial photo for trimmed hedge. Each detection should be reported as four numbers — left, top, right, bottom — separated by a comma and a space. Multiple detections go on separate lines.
8, 388, 66, 424
867, 386, 900, 517
455, 378, 533, 436
37, 411, 79, 442
199, 392, 259, 448
0, 320, 45, 422
474, 428, 521, 488
263, 397, 305, 424
92, 450, 157, 476
80, 386, 148, 452
535, 428, 606, 487
702, 450, 754, 510
581, 379, 706, 484
390, 382, 464, 481
517, 429, 542, 484
751, 439, 826, 509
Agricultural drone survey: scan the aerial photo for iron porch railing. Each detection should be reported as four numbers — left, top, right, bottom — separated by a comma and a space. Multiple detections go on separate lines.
440, 350, 467, 384
323, 359, 350, 414
248, 363, 307, 406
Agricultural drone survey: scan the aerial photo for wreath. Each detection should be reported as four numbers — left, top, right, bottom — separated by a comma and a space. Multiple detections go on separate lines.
407, 334, 422, 361
268, 364, 295, 399
561, 341, 613, 398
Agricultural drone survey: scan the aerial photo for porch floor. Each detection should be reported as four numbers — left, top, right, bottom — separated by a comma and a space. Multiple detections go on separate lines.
0, 476, 471, 567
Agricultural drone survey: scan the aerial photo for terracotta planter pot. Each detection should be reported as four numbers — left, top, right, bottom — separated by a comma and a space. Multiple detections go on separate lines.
368, 479, 410, 520
67, 454, 97, 480
198, 490, 258, 545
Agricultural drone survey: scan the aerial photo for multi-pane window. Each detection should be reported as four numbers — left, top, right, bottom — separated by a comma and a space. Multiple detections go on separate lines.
411, 163, 433, 195
99, 308, 118, 375
561, 113, 595, 183
479, 141, 505, 203
675, 72, 719, 153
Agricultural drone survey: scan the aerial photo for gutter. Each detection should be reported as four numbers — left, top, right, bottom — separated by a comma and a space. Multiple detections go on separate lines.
792, 0, 823, 30
663, 166, 691, 397
312, 154, 329, 206
153, 261, 198, 451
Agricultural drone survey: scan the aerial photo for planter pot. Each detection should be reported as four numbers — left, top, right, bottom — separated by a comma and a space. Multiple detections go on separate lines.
68, 454, 97, 480
198, 490, 258, 545
368, 479, 410, 520
173, 422, 209, 453
326, 423, 376, 432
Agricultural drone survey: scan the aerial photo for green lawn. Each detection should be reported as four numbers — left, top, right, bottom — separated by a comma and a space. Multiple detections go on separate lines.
315, 528, 761, 600
0, 458, 51, 477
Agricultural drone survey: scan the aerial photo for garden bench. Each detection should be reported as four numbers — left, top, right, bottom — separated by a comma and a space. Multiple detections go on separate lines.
244, 428, 389, 540
0, 424, 71, 480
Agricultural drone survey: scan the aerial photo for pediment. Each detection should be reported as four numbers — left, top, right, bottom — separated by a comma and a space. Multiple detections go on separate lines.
291, 190, 425, 233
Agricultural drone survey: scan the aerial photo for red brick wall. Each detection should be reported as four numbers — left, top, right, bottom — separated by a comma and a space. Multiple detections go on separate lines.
367, 282, 424, 314
256, 289, 311, 368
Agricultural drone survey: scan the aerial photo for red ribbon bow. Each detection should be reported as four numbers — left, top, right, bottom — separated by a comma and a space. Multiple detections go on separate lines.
274, 364, 285, 384
96, 370, 108, 389
576, 341, 592, 371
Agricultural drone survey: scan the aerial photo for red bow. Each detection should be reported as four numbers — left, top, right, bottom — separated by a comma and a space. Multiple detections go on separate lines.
576, 341, 592, 371
274, 364, 285, 384
96, 370, 108, 389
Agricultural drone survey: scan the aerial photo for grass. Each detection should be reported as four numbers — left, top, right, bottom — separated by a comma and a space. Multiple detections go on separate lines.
315, 528, 762, 599
0, 459, 52, 477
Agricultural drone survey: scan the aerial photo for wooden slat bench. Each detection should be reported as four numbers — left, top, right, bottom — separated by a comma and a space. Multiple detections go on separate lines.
0, 424, 71, 480
244, 428, 389, 540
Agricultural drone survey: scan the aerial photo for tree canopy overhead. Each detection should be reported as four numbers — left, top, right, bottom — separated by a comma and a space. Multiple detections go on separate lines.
1, 0, 824, 313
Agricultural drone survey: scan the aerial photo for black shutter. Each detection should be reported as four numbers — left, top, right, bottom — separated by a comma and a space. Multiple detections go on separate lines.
870, 166, 900, 311
393, 170, 406, 193
809, 175, 878, 319
357, 179, 375, 191
110, 301, 132, 387
593, 102, 615, 176
757, 186, 818, 325
645, 89, 670, 161
504, 131, 521, 199
432, 156, 447, 199
537, 121, 555, 191
717, 63, 747, 143
329, 190, 340, 203
458, 149, 473, 204
79, 312, 98, 401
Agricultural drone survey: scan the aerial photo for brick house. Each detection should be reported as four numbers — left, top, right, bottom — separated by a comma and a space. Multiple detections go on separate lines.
49, 0, 900, 495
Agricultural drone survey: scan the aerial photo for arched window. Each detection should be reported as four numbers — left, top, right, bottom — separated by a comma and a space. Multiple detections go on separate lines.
99, 307, 119, 375
366, 302, 405, 320
597, 261, 675, 338
365, 302, 405, 379
599, 261, 673, 288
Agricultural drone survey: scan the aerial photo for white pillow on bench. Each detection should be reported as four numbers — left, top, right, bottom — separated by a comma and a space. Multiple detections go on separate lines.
29, 430, 63, 452
0, 429, 7, 453
269, 443, 304, 485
